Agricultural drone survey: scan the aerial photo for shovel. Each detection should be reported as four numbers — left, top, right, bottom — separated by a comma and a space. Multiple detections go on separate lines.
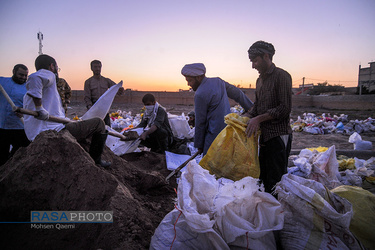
0, 83, 24, 124
165, 151, 199, 182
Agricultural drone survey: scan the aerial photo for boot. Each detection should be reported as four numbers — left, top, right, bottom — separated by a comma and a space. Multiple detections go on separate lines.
89, 131, 111, 168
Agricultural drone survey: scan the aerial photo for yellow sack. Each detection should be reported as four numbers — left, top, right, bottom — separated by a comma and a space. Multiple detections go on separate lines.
331, 185, 375, 250
199, 113, 260, 181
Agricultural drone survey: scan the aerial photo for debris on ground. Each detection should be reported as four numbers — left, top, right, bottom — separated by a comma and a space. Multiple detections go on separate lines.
291, 112, 375, 135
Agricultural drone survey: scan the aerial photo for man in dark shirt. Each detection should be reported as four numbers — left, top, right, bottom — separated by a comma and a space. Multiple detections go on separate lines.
244, 41, 293, 193
136, 94, 173, 153
84, 60, 123, 126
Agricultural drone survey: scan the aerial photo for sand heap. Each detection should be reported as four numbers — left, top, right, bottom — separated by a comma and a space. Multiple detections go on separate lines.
0, 130, 177, 249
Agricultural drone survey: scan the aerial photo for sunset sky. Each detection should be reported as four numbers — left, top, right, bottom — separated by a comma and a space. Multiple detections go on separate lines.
1, 0, 374, 91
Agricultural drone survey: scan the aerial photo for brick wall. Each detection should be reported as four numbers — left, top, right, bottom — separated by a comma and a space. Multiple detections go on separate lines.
71, 89, 375, 110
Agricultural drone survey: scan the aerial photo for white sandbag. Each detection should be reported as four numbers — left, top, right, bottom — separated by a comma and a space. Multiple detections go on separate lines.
150, 209, 229, 250
176, 162, 218, 231
310, 145, 341, 187
168, 113, 194, 139
349, 132, 373, 150
354, 140, 373, 150
215, 177, 284, 249
293, 157, 312, 176
150, 161, 227, 249
151, 161, 284, 249
275, 174, 363, 250
81, 81, 122, 120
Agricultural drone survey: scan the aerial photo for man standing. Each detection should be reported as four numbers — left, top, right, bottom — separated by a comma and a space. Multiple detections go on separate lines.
244, 41, 293, 193
181, 63, 253, 155
0, 64, 30, 165
84, 60, 123, 126
135, 94, 173, 153
23, 54, 111, 168
57, 78, 72, 115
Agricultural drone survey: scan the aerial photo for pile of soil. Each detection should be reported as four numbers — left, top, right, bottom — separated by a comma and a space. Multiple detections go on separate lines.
0, 130, 178, 249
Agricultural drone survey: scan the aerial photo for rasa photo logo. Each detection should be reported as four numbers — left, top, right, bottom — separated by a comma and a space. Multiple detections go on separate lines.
30, 211, 113, 230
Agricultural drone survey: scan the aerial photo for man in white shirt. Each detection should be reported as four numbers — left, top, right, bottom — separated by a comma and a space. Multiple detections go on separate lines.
24, 54, 111, 168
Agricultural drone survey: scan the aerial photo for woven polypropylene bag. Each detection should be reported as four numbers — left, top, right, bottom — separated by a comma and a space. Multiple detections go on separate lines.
200, 113, 260, 181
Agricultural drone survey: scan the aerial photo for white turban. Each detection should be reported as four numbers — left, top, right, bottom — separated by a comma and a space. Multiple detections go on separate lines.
181, 63, 206, 76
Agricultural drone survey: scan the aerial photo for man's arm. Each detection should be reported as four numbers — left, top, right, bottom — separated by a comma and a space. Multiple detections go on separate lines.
139, 124, 157, 141
107, 78, 124, 95
224, 81, 253, 112
29, 95, 49, 120
83, 79, 92, 109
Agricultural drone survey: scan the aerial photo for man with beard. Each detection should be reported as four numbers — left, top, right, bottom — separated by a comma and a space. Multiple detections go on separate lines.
23, 54, 111, 168
84, 60, 124, 126
244, 41, 292, 193
181, 63, 253, 155
0, 64, 30, 165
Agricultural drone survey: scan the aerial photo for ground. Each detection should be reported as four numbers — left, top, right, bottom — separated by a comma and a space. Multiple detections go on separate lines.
67, 102, 375, 151
1, 102, 372, 249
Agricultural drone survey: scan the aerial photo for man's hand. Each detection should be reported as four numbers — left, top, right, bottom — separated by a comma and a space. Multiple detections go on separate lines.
117, 87, 125, 96
197, 148, 203, 155
140, 132, 147, 141
245, 117, 260, 137
14, 112, 23, 118
35, 106, 49, 120
121, 130, 139, 141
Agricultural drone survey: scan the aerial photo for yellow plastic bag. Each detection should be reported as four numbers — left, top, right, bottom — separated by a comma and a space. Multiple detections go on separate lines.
331, 185, 375, 250
199, 113, 260, 181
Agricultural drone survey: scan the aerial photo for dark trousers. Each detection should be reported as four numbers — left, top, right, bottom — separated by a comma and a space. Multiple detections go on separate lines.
64, 117, 106, 141
259, 134, 292, 193
104, 113, 111, 127
0, 128, 30, 166
141, 127, 171, 153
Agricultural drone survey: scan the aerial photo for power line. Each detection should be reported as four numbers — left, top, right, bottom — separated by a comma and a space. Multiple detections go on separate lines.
304, 77, 357, 83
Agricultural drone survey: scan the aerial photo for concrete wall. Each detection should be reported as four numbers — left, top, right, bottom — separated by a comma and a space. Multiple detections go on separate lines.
71, 89, 375, 111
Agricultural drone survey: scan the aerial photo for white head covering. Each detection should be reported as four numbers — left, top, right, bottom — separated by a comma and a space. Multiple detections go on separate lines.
181, 63, 206, 76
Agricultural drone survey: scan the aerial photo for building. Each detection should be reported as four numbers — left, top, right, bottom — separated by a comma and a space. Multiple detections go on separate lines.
358, 62, 375, 94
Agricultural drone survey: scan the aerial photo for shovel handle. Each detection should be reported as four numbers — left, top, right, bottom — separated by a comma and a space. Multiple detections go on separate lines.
165, 151, 199, 182
14, 107, 127, 140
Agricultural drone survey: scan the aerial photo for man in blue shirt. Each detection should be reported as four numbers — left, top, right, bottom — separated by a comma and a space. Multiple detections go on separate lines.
0, 64, 30, 165
181, 63, 253, 155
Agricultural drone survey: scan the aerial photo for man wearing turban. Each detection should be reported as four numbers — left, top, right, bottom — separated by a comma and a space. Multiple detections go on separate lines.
244, 41, 293, 194
181, 63, 253, 155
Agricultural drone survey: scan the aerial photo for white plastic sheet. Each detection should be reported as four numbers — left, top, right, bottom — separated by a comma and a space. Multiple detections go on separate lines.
105, 127, 143, 155
81, 81, 122, 120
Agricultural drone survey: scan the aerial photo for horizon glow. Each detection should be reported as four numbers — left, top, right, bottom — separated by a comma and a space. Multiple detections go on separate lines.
1, 0, 374, 91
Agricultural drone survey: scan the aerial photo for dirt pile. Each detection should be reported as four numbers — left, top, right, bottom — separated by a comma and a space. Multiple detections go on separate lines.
0, 130, 177, 249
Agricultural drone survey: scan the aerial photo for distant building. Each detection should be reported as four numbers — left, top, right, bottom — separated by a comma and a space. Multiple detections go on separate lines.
358, 62, 375, 94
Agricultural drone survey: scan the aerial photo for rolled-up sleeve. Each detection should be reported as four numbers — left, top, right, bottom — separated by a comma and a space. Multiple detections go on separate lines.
26, 74, 44, 99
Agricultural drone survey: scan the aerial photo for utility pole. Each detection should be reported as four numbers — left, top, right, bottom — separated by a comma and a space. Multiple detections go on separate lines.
37, 31, 43, 55
302, 77, 305, 95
